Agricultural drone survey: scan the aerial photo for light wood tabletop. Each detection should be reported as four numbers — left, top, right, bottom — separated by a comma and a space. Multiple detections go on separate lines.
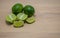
0, 0, 60, 38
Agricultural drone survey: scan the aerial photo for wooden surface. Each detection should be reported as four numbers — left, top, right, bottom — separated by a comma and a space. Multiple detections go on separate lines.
0, 0, 60, 38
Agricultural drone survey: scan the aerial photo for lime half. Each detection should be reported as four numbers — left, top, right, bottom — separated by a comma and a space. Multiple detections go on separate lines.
13, 20, 24, 28
6, 13, 16, 23
17, 13, 28, 20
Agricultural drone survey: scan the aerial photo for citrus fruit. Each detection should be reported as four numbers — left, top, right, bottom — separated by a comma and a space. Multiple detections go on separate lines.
23, 5, 35, 17
17, 13, 28, 20
26, 16, 35, 24
12, 3, 23, 15
6, 13, 16, 23
13, 20, 24, 28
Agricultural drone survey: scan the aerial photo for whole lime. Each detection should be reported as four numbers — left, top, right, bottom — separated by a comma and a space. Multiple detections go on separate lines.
23, 5, 35, 17
12, 3, 23, 15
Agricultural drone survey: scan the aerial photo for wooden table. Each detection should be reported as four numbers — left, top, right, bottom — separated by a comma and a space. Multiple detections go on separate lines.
0, 0, 60, 38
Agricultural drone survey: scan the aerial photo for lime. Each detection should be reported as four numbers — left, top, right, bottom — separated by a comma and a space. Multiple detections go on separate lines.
23, 5, 35, 17
17, 13, 28, 20
12, 3, 23, 15
26, 16, 35, 24
6, 13, 16, 23
13, 20, 24, 28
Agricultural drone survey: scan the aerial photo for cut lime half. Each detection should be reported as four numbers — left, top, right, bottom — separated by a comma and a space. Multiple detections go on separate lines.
17, 13, 28, 20
6, 13, 16, 23
26, 16, 35, 24
13, 20, 24, 28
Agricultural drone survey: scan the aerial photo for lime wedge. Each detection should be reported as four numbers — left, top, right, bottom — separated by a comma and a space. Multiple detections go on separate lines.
17, 13, 28, 20
6, 13, 16, 23
26, 16, 35, 24
13, 20, 24, 28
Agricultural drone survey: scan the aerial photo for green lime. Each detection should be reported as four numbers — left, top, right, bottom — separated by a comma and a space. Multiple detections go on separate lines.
23, 5, 35, 17
12, 3, 23, 15
17, 13, 28, 20
6, 13, 17, 23
26, 16, 35, 24
13, 20, 24, 28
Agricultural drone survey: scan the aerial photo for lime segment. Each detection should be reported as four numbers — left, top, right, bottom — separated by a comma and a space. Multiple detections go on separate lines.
13, 20, 24, 28
6, 13, 16, 23
17, 13, 28, 20
26, 16, 35, 24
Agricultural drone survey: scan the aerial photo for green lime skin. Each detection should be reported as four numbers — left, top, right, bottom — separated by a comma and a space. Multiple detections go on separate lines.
17, 13, 28, 21
26, 16, 35, 24
23, 5, 35, 17
12, 3, 23, 15
6, 13, 17, 23
13, 20, 24, 28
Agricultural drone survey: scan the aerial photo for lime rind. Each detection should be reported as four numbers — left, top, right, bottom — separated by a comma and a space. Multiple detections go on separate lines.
6, 13, 16, 23
17, 13, 28, 20
13, 20, 24, 28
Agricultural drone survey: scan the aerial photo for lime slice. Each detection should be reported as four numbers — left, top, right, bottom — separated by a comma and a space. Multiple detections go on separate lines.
17, 13, 28, 20
13, 20, 24, 28
6, 13, 16, 23
26, 16, 35, 24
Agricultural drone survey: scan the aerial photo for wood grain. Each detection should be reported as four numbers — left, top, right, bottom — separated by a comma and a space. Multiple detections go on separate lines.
0, 0, 60, 38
